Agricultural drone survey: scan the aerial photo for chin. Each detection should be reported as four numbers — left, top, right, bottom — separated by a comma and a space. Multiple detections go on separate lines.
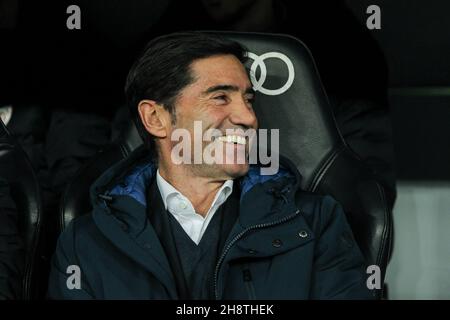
222, 163, 250, 179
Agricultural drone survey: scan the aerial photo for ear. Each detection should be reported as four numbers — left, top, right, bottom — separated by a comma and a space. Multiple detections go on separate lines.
137, 100, 170, 138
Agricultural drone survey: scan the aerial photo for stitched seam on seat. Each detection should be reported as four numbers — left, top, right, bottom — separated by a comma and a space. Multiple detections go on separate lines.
16, 142, 43, 300
310, 144, 346, 192
373, 181, 391, 274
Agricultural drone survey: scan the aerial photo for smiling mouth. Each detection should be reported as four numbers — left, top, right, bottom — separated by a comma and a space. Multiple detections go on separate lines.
217, 134, 246, 145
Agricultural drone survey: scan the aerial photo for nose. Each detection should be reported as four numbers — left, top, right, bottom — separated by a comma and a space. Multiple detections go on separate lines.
228, 97, 258, 129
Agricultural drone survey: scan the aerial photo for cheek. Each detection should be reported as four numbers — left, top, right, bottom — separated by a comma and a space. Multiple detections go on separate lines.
194, 107, 227, 128
176, 98, 228, 130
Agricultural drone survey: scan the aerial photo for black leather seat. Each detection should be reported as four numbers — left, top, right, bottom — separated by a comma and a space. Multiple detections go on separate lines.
60, 32, 392, 297
59, 115, 142, 228
0, 120, 47, 299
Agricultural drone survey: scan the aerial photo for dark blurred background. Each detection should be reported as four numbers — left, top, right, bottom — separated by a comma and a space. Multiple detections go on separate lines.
1, 0, 449, 181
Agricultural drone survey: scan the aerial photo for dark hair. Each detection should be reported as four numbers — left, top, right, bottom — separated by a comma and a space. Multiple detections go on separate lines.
124, 31, 247, 155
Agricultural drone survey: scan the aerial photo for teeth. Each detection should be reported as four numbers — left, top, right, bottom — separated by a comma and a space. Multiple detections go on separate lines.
217, 135, 246, 145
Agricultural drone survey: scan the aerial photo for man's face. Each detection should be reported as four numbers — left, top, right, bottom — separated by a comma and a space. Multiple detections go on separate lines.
165, 54, 258, 180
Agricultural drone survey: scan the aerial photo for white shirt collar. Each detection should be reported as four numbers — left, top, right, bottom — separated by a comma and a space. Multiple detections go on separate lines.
156, 169, 234, 218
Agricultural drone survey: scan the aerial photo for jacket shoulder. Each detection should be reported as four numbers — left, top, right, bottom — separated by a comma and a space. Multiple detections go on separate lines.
55, 213, 101, 266
295, 190, 346, 235
48, 213, 99, 299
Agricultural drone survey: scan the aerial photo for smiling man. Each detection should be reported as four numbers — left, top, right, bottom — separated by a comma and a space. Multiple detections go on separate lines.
48, 32, 373, 299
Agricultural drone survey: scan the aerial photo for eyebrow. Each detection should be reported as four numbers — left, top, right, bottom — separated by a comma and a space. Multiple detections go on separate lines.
202, 84, 255, 96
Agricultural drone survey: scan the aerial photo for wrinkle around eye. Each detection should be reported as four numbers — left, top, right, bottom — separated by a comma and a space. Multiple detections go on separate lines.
212, 95, 229, 105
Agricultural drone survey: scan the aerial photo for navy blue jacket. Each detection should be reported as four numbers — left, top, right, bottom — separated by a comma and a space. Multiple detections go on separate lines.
48, 147, 374, 299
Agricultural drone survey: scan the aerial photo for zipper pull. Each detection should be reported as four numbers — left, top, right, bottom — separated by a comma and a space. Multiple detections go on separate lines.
242, 267, 256, 299
98, 193, 113, 210
98, 193, 113, 201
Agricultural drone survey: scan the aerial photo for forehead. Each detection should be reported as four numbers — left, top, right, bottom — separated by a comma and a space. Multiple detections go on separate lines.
189, 54, 251, 89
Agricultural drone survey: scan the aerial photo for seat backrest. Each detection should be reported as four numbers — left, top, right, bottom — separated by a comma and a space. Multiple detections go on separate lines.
60, 32, 392, 292
59, 116, 142, 230
0, 120, 45, 299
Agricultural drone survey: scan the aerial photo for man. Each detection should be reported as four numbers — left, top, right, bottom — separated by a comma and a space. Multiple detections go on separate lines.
48, 32, 373, 299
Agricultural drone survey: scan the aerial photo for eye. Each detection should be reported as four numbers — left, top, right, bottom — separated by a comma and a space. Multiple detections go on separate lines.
245, 95, 255, 105
213, 95, 229, 104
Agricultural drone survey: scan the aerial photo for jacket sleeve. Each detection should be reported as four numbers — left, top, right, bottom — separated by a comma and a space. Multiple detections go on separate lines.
47, 220, 94, 300
310, 196, 376, 300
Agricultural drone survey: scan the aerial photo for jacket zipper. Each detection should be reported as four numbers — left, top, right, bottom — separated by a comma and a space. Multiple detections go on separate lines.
213, 208, 301, 300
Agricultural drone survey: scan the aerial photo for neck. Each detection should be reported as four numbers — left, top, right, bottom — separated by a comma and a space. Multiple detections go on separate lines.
158, 161, 227, 217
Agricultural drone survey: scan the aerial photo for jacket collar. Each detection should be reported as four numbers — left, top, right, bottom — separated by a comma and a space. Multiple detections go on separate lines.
90, 145, 302, 227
